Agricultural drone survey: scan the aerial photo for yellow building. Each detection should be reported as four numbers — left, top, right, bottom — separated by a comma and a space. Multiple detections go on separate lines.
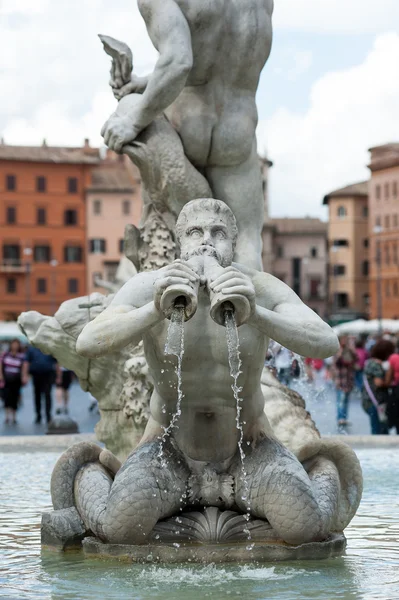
323, 182, 369, 320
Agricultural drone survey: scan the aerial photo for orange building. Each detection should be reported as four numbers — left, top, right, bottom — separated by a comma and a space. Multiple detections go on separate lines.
368, 143, 399, 319
0, 141, 99, 320
323, 182, 370, 320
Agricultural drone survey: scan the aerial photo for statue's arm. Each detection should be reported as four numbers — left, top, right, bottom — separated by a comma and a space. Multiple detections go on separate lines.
76, 275, 162, 358
249, 273, 339, 359
132, 0, 193, 129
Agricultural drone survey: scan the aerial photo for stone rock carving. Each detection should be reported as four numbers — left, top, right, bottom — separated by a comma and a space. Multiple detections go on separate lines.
40, 199, 362, 558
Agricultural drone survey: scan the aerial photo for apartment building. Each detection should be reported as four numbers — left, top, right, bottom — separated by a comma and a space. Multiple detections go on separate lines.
0, 141, 99, 320
368, 143, 399, 319
86, 155, 142, 294
323, 181, 369, 320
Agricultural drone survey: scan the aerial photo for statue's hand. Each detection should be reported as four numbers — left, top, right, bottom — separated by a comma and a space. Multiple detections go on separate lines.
210, 266, 256, 315
101, 113, 142, 153
112, 74, 146, 100
153, 260, 200, 315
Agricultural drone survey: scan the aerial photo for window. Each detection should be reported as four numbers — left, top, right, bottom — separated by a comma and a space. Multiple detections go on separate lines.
394, 282, 399, 297
362, 260, 369, 277
37, 278, 47, 294
37, 208, 46, 225
309, 279, 321, 298
3, 244, 20, 264
363, 206, 369, 218
333, 265, 346, 276
89, 239, 106, 254
376, 184, 381, 200
67, 177, 78, 193
332, 239, 349, 248
64, 209, 78, 226
393, 243, 398, 264
310, 247, 318, 258
394, 214, 398, 228
6, 174, 16, 191
384, 215, 390, 229
6, 206, 16, 224
68, 278, 78, 294
384, 183, 389, 200
363, 293, 370, 307
386, 281, 391, 297
6, 278, 17, 294
375, 216, 381, 228
385, 244, 390, 265
335, 293, 349, 309
393, 182, 398, 199
122, 199, 131, 215
363, 239, 369, 248
93, 199, 102, 215
64, 245, 82, 263
277, 245, 284, 258
337, 206, 347, 218
34, 245, 51, 262
36, 176, 47, 192
119, 239, 124, 253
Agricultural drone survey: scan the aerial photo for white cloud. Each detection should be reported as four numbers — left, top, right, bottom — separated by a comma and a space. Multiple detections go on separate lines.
258, 33, 399, 218
273, 49, 313, 81
274, 0, 399, 33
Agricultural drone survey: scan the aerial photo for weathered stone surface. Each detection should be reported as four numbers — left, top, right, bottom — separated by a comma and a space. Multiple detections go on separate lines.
47, 416, 79, 435
41, 507, 88, 550
82, 534, 347, 564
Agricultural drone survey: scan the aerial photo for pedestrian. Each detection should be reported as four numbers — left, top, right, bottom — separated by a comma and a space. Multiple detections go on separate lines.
354, 339, 368, 393
25, 346, 59, 424
55, 368, 74, 415
0, 339, 29, 425
362, 339, 394, 435
332, 336, 357, 430
274, 345, 293, 386
387, 343, 399, 434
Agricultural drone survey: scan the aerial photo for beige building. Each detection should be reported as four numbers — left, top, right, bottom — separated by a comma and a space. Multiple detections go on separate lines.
262, 218, 328, 317
323, 181, 369, 319
86, 155, 142, 294
368, 143, 399, 319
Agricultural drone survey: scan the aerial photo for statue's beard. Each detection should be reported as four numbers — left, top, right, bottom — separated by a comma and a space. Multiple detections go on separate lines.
181, 245, 233, 267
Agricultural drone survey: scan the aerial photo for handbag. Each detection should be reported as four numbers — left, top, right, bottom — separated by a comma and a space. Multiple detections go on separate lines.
363, 374, 388, 423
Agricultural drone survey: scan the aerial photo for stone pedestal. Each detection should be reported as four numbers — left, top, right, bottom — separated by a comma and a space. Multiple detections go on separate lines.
47, 416, 79, 435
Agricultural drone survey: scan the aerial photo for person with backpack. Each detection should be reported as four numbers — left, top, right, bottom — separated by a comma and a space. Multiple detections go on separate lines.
25, 346, 59, 424
362, 339, 394, 435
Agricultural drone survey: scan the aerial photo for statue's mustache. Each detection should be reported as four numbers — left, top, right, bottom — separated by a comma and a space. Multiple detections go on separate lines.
185, 245, 222, 262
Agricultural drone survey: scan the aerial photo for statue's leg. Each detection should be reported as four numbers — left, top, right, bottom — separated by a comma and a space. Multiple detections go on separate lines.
230, 437, 339, 545
205, 140, 264, 270
100, 439, 190, 544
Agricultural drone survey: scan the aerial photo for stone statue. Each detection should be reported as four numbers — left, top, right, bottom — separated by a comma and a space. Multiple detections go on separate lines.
100, 0, 275, 269
44, 199, 362, 554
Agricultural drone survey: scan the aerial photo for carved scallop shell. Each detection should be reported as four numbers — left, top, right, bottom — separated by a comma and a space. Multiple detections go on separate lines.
151, 507, 277, 544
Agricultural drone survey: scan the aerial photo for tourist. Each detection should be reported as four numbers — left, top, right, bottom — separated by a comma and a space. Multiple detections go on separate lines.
332, 336, 357, 429
362, 340, 394, 435
0, 339, 28, 425
25, 346, 60, 424
55, 368, 74, 415
274, 345, 294, 386
387, 343, 399, 434
354, 339, 368, 392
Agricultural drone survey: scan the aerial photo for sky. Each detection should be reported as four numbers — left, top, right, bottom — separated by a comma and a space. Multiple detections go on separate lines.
1, 0, 399, 219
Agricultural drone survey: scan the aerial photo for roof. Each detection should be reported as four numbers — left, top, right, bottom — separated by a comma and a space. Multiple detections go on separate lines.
0, 144, 100, 164
88, 164, 136, 193
323, 181, 368, 205
269, 217, 327, 235
368, 142, 399, 173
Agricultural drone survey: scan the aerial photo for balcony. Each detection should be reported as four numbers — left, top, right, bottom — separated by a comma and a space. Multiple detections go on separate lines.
0, 259, 27, 274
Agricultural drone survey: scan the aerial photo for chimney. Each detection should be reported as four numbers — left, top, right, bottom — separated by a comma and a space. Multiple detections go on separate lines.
84, 138, 90, 151
0, 137, 4, 145
42, 138, 47, 147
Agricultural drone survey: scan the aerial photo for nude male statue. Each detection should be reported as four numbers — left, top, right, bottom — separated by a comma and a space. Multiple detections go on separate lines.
73, 199, 343, 546
101, 0, 274, 269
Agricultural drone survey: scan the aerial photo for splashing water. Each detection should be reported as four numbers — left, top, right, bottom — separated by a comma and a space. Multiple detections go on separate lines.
224, 306, 251, 539
158, 304, 185, 465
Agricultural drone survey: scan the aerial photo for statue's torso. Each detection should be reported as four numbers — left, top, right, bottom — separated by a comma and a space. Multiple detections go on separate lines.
164, 0, 273, 167
143, 295, 268, 461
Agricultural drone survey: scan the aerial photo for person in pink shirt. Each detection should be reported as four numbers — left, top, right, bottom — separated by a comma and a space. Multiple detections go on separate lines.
388, 344, 399, 433
354, 339, 368, 392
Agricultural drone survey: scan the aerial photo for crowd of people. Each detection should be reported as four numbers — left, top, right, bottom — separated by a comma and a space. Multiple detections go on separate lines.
0, 339, 74, 426
270, 333, 399, 435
